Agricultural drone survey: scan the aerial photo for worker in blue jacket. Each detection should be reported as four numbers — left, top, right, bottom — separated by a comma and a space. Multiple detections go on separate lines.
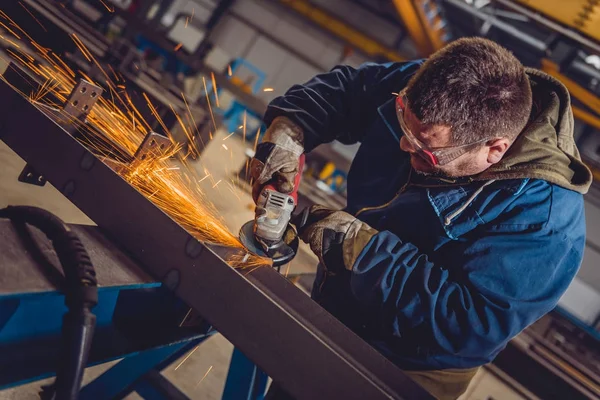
250, 37, 591, 399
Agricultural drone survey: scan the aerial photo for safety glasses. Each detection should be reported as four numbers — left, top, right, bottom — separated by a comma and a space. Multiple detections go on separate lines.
395, 94, 490, 166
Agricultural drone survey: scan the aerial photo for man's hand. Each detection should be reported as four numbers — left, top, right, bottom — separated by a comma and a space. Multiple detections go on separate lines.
249, 117, 304, 202
297, 205, 378, 273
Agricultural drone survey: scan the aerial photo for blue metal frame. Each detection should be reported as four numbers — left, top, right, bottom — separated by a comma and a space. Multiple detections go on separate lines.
210, 57, 268, 138
223, 348, 269, 400
0, 285, 211, 393
1, 282, 272, 400
79, 338, 207, 399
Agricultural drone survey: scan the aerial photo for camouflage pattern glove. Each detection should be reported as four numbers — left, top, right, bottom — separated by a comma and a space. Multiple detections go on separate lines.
249, 117, 304, 202
297, 205, 378, 274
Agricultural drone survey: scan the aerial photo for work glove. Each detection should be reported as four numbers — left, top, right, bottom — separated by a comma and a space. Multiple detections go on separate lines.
249, 116, 304, 202
295, 205, 378, 274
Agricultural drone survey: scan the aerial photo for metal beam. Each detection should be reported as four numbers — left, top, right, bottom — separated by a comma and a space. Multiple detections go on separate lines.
22, 0, 109, 56
573, 106, 600, 131
277, 0, 406, 62
392, 0, 434, 56
541, 59, 600, 116
495, 0, 600, 56
441, 0, 547, 52
0, 69, 431, 399
22, 0, 268, 116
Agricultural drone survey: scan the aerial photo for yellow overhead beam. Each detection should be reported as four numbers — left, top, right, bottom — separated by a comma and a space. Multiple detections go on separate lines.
541, 59, 600, 117
392, 0, 433, 56
392, 0, 448, 57
515, 0, 600, 43
573, 106, 600, 131
279, 0, 405, 62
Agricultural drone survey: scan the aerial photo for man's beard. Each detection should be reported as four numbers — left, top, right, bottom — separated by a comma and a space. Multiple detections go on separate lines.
414, 168, 442, 177
412, 155, 478, 178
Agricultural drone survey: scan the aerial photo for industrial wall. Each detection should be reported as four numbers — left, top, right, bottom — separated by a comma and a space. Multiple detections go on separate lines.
161, 0, 403, 101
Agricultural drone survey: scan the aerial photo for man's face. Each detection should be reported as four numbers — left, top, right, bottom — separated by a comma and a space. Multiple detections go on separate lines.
398, 105, 503, 177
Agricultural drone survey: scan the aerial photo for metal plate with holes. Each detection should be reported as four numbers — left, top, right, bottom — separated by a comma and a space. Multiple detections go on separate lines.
133, 131, 172, 161
17, 164, 46, 186
63, 79, 104, 121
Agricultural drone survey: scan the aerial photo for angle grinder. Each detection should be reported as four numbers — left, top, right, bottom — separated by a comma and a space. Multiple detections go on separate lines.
239, 154, 305, 267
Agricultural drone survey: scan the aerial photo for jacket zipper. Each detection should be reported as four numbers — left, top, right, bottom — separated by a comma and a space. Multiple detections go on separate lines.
354, 171, 474, 217
355, 169, 412, 217
322, 171, 412, 294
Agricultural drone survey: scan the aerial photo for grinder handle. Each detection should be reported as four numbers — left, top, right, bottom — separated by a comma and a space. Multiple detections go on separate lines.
290, 207, 311, 237
259, 153, 305, 203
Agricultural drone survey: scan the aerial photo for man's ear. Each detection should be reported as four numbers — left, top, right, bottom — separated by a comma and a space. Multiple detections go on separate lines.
486, 138, 511, 164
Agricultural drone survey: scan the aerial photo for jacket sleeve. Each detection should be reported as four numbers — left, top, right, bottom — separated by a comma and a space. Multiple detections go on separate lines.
263, 61, 423, 152
348, 226, 583, 357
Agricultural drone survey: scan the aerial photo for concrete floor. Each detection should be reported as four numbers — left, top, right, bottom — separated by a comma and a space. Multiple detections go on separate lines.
0, 126, 317, 398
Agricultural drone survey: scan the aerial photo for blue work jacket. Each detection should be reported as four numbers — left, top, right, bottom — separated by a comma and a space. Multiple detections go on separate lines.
264, 61, 589, 371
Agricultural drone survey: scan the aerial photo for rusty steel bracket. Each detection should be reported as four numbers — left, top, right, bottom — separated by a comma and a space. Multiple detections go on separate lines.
133, 131, 172, 161
63, 79, 104, 122
100, 131, 172, 173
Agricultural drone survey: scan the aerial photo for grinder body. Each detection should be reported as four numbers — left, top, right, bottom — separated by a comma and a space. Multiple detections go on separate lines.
240, 154, 305, 266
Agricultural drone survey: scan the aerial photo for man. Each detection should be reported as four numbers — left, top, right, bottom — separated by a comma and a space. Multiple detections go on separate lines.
250, 38, 591, 399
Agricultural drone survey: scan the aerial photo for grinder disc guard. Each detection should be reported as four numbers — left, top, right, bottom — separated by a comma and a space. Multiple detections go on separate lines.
239, 221, 299, 267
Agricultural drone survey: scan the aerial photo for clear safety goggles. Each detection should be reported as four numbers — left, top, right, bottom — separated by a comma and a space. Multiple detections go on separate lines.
396, 93, 489, 166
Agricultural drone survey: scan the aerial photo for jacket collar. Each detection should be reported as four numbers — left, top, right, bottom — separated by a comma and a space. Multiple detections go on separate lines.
377, 97, 402, 143
424, 179, 530, 239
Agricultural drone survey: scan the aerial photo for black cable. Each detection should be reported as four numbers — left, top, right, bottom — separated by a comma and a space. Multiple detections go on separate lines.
0, 206, 98, 400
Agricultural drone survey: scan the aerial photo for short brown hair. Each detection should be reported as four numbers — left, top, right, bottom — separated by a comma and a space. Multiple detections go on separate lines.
405, 37, 532, 145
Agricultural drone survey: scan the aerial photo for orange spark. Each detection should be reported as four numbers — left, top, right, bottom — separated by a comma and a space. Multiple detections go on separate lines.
174, 346, 200, 370
263, 87, 274, 92
0, 22, 21, 40
227, 65, 232, 76
222, 132, 235, 141
169, 103, 199, 156
51, 52, 75, 78
242, 111, 247, 144
198, 174, 211, 183
195, 365, 213, 389
253, 127, 261, 152
202, 76, 218, 132
221, 144, 228, 150
1, 11, 271, 269
99, 0, 115, 12
174, 43, 183, 51
70, 33, 92, 62
18, 2, 47, 32
210, 72, 220, 107
212, 180, 222, 188
181, 92, 205, 150
107, 64, 120, 82
0, 35, 20, 49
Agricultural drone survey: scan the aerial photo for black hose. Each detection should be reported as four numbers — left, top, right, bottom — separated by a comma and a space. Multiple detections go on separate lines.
0, 206, 98, 400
